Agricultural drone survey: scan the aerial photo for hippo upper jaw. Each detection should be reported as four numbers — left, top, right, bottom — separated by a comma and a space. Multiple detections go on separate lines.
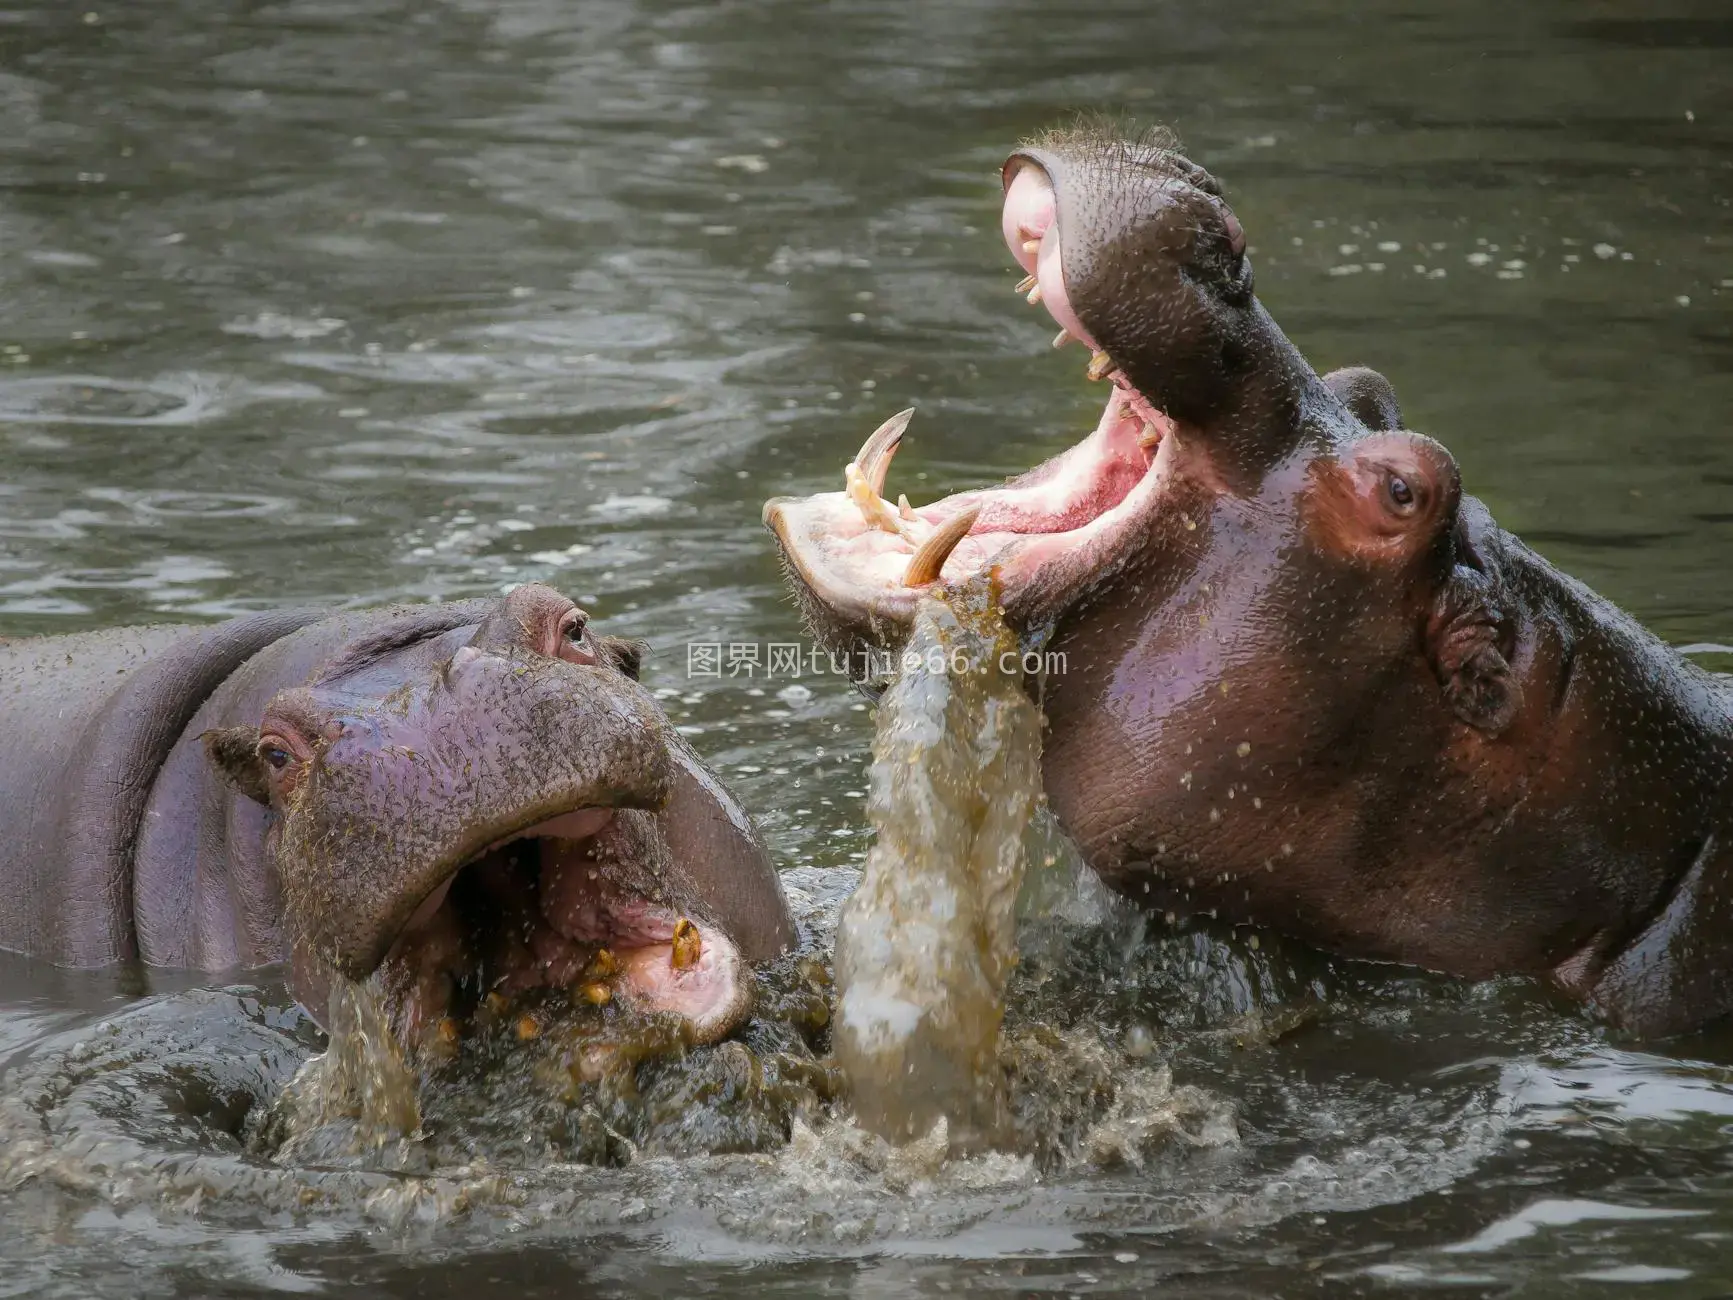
763, 130, 1313, 668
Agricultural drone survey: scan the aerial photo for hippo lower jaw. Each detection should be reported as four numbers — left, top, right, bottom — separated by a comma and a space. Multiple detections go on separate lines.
376, 809, 749, 1052
764, 387, 1184, 650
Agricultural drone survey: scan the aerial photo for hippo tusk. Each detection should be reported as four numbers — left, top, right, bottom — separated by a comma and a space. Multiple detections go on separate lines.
854, 407, 913, 496
904, 506, 980, 587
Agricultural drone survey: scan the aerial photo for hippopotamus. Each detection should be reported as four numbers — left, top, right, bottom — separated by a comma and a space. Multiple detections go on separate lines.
0, 583, 795, 1046
765, 124, 1733, 1038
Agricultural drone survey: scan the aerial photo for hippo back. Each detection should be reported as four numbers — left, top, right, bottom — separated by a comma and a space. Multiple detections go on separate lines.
0, 611, 321, 966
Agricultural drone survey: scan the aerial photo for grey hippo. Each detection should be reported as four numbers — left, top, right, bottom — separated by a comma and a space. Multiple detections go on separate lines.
765, 125, 1733, 1038
0, 582, 795, 1047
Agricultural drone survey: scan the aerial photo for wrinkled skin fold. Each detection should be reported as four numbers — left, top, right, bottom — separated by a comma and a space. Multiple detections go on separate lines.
765, 124, 1733, 1038
0, 583, 795, 1046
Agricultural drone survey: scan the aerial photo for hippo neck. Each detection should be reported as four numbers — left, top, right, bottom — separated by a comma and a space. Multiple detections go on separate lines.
1494, 516, 1733, 1031
0, 611, 325, 969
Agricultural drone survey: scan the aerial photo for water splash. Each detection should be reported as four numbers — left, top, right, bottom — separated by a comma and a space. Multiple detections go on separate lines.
832, 579, 1044, 1147
261, 974, 422, 1161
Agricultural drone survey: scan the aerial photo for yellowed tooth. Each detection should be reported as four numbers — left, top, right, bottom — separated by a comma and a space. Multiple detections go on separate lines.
846, 461, 906, 536
897, 493, 916, 521
671, 918, 701, 970
1015, 273, 1037, 295
1052, 328, 1072, 349
904, 505, 981, 587
1087, 350, 1115, 382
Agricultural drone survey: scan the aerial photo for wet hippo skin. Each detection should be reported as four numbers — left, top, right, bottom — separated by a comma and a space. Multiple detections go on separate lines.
765, 125, 1733, 1039
0, 583, 795, 1041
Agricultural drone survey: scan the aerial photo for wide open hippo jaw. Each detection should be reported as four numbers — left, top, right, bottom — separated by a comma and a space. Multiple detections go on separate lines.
764, 125, 1334, 664
207, 585, 771, 1049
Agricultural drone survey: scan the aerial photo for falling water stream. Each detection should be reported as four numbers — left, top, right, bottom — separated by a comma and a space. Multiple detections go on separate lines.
832, 579, 1043, 1147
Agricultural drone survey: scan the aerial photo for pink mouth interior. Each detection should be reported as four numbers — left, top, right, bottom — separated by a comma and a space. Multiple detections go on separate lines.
382, 810, 747, 1050
765, 160, 1178, 601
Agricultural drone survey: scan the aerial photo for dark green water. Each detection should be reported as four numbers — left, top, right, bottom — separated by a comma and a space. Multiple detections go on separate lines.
0, 0, 1729, 1295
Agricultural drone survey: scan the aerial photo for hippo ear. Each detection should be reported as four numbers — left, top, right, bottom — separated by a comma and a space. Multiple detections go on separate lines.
597, 635, 647, 680
1426, 566, 1522, 736
1324, 365, 1403, 432
201, 726, 273, 805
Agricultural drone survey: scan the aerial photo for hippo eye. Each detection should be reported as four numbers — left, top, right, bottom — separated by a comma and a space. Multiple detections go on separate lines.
1387, 474, 1416, 510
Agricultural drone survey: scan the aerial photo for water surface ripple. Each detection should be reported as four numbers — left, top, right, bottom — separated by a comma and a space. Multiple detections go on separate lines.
0, 0, 1729, 1295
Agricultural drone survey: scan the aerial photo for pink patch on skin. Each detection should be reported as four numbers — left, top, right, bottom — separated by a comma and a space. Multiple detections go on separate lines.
1001, 162, 1054, 272
1001, 161, 1097, 351
1033, 225, 1095, 351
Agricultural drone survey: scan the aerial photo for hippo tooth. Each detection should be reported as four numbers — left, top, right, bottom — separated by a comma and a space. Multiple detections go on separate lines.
1052, 328, 1072, 349
852, 407, 913, 496
1087, 350, 1114, 381
671, 917, 701, 970
903, 505, 980, 587
846, 462, 907, 536
1015, 273, 1037, 295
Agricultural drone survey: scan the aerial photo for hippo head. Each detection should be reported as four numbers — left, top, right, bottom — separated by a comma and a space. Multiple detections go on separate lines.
203, 585, 768, 1048
766, 127, 1525, 960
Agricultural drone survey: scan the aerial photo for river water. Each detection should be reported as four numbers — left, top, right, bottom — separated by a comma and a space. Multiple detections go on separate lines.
0, 0, 1729, 1295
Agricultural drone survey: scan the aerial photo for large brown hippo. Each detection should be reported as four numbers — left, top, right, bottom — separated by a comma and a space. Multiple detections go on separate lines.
765, 125, 1733, 1038
0, 583, 795, 1046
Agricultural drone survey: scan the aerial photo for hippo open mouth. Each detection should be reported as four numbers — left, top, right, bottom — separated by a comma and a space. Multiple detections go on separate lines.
380, 807, 749, 1053
194, 584, 792, 1055
764, 141, 1207, 647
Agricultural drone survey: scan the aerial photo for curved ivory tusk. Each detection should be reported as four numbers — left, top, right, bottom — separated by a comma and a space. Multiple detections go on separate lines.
904, 506, 980, 587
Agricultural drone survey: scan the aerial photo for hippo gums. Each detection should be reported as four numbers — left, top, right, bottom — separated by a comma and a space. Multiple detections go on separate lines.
765, 124, 1733, 1037
0, 584, 795, 1047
